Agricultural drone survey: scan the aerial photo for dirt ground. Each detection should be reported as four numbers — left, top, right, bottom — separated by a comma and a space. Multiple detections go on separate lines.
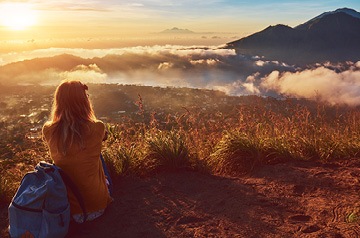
2, 158, 360, 238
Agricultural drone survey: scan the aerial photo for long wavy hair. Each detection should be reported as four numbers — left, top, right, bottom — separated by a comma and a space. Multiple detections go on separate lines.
46, 80, 97, 155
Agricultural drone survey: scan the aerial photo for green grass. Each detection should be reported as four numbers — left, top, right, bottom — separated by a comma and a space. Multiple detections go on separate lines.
347, 208, 360, 223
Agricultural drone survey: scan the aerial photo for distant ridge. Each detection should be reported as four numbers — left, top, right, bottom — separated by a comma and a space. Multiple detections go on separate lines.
227, 8, 360, 65
160, 27, 194, 34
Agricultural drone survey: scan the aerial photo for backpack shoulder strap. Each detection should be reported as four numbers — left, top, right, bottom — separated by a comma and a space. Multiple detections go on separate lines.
58, 169, 88, 223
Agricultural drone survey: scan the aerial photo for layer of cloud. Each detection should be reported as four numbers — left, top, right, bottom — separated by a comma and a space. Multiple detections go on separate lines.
0, 45, 235, 66
1, 45, 359, 106
219, 62, 360, 105
260, 66, 360, 106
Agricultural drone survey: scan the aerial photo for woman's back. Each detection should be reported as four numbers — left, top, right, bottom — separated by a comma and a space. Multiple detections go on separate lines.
42, 80, 112, 223
43, 120, 111, 216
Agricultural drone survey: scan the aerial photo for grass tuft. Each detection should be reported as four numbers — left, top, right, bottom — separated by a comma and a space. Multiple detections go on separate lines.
136, 130, 192, 175
208, 131, 261, 176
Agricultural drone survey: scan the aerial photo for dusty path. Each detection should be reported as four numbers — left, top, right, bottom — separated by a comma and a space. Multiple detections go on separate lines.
2, 159, 360, 237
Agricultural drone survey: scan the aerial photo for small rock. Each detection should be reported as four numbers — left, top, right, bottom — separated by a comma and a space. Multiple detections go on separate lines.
301, 225, 320, 233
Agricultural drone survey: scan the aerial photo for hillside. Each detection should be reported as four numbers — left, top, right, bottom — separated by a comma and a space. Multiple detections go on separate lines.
227, 8, 360, 65
0, 84, 359, 237
2, 159, 360, 237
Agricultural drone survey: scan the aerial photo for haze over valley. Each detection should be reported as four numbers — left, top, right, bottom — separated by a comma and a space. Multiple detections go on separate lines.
0, 2, 359, 106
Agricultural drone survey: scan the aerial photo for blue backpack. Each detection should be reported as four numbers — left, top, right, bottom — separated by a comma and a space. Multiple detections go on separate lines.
8, 161, 86, 238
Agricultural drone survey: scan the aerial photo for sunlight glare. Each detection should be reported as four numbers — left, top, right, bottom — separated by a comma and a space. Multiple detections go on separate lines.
0, 3, 37, 31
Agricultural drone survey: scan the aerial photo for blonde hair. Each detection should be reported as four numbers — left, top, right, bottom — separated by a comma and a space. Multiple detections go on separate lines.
46, 80, 97, 155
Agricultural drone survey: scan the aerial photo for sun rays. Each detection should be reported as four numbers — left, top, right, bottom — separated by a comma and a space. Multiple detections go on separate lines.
0, 3, 37, 31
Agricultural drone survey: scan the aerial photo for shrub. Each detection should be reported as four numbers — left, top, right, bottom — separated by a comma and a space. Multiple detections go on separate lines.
261, 137, 296, 164
102, 145, 135, 176
208, 131, 262, 176
136, 130, 192, 175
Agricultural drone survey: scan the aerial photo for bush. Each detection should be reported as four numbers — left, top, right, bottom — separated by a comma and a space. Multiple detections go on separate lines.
208, 131, 261, 176
102, 145, 135, 176
135, 130, 192, 175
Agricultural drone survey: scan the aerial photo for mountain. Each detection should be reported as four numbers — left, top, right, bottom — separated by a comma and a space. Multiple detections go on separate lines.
160, 27, 194, 34
297, 8, 360, 28
227, 8, 360, 65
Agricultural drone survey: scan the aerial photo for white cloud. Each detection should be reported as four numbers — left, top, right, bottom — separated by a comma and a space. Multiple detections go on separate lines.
356, 61, 360, 68
190, 59, 218, 66
72, 63, 103, 73
61, 63, 107, 83
260, 66, 360, 105
2, 44, 359, 106
243, 82, 260, 94
0, 45, 235, 66
157, 62, 173, 70
255, 60, 266, 66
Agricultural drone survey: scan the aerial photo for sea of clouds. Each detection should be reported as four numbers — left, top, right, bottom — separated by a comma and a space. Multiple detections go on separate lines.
1, 45, 359, 106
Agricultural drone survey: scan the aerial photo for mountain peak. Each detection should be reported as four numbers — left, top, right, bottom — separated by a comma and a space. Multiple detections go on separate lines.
160, 27, 194, 34
333, 7, 360, 19
296, 7, 360, 29
263, 24, 293, 32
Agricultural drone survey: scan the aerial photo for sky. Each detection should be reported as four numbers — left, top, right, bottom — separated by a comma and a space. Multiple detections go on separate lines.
0, 0, 359, 45
0, 0, 359, 105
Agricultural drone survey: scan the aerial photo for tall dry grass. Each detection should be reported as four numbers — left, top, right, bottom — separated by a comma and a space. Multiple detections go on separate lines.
102, 100, 360, 177
1, 97, 359, 204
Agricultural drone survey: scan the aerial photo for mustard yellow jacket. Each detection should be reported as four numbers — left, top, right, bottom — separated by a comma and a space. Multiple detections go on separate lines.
42, 121, 112, 215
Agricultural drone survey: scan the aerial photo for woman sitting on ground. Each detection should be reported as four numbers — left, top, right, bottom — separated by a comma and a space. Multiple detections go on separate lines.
42, 80, 113, 223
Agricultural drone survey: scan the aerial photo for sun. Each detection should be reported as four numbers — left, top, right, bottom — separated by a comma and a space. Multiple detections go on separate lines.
0, 3, 37, 31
